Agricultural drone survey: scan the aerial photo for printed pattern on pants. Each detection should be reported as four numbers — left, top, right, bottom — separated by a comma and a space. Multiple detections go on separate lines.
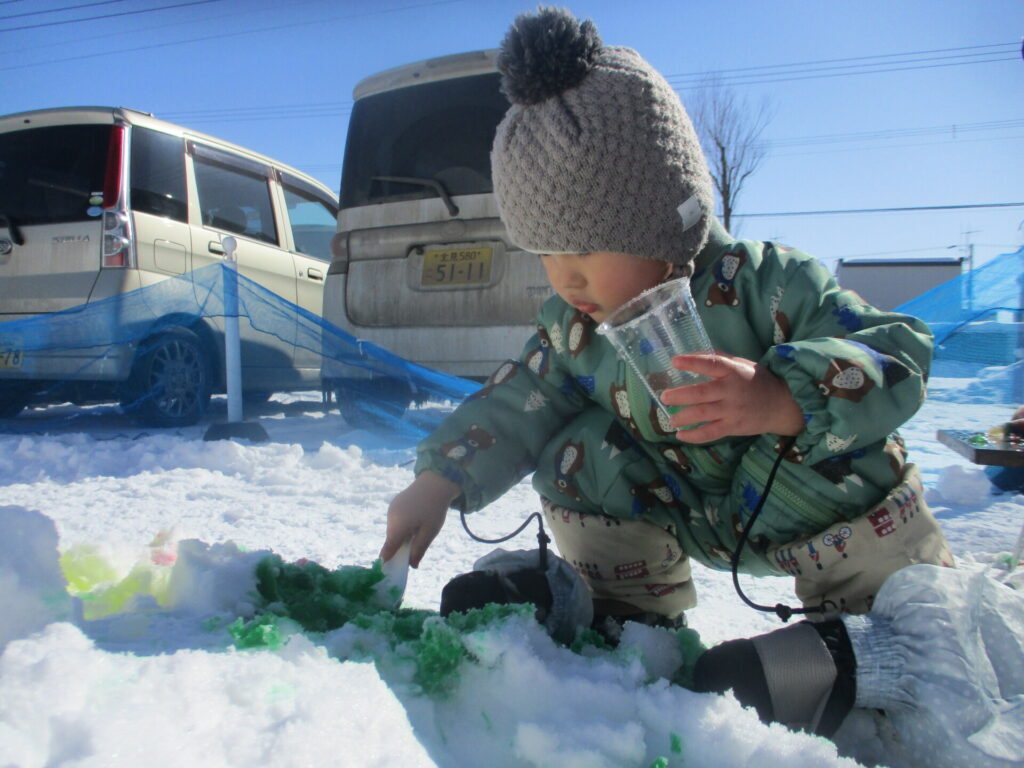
541, 497, 697, 617
767, 463, 956, 615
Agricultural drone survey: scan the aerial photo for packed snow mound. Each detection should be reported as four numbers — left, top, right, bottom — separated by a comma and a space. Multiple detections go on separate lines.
0, 507, 872, 768
0, 506, 78, 651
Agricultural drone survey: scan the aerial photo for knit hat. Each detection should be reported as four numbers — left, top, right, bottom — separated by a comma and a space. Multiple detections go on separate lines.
491, 7, 714, 267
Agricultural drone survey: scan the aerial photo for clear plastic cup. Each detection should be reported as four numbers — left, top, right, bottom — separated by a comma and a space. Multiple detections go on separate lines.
596, 276, 713, 420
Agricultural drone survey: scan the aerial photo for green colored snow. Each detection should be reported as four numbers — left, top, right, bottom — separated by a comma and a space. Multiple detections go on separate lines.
66, 547, 708, 706
413, 620, 468, 695
240, 554, 710, 700
231, 556, 539, 696
254, 555, 388, 632
570, 626, 614, 653
647, 727, 686, 766
671, 731, 683, 754
229, 614, 287, 650
670, 628, 706, 689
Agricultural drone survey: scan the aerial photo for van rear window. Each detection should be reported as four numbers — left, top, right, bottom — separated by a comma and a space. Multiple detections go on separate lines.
340, 72, 508, 209
0, 124, 111, 225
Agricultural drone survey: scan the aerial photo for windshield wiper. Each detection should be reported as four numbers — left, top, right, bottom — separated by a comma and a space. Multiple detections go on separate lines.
372, 176, 459, 217
0, 214, 25, 245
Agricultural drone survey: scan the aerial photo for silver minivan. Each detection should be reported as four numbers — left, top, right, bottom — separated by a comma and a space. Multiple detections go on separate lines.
0, 106, 338, 426
322, 50, 554, 420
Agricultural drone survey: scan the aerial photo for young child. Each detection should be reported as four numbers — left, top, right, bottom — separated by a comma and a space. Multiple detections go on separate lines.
380, 8, 952, 631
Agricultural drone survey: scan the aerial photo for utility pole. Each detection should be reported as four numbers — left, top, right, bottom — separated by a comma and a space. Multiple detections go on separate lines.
951, 230, 978, 311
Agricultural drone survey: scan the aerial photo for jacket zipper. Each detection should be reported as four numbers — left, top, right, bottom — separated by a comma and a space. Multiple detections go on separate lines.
742, 444, 837, 530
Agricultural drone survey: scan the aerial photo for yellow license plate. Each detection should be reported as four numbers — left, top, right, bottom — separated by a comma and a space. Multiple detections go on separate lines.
421, 246, 493, 287
0, 343, 22, 369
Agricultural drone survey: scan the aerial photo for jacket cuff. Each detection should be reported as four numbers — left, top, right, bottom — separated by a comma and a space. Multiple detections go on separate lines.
842, 613, 905, 710
413, 452, 481, 512
761, 348, 830, 450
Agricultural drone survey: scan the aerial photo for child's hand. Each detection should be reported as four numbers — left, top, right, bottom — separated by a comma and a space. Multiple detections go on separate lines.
661, 352, 805, 443
380, 470, 461, 568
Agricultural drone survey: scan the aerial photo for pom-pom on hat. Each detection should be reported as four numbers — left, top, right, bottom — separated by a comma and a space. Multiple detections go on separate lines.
491, 6, 714, 267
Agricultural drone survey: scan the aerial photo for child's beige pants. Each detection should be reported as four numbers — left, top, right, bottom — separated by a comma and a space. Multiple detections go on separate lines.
543, 464, 954, 619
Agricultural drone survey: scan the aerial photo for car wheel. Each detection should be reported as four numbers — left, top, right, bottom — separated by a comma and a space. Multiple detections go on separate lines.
336, 377, 412, 429
126, 328, 212, 428
0, 381, 35, 419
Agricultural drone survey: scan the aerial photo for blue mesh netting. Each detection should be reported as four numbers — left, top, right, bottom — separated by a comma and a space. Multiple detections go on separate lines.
0, 263, 479, 437
893, 247, 1023, 405
2, 248, 1020, 434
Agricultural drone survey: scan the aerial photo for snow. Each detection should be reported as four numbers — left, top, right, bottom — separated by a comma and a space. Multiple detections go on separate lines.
0, 392, 1021, 768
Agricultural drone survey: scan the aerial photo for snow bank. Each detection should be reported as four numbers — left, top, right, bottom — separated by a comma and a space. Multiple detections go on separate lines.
0, 506, 78, 651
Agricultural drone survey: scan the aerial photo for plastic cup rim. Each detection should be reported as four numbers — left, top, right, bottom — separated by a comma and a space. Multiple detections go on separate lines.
596, 276, 694, 336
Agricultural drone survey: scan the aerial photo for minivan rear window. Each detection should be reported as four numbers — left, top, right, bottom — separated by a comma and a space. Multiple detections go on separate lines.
0, 124, 111, 225
340, 71, 508, 209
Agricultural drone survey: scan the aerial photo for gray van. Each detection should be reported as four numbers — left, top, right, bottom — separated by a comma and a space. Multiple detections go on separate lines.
0, 107, 338, 426
322, 50, 554, 420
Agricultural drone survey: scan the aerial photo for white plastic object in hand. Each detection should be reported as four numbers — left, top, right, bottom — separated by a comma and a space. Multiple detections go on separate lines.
373, 541, 411, 609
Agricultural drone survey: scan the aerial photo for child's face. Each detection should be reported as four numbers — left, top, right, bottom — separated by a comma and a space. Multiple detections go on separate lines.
539, 251, 671, 323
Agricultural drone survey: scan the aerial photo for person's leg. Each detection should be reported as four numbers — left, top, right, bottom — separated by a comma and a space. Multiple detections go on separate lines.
541, 497, 695, 623
529, 407, 701, 623
766, 463, 955, 616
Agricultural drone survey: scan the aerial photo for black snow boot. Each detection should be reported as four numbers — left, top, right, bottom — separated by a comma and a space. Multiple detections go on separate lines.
439, 548, 594, 645
441, 567, 554, 621
691, 619, 856, 738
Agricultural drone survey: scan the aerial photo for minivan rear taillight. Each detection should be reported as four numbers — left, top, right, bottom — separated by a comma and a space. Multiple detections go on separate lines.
102, 125, 125, 208
101, 125, 133, 268
102, 211, 130, 267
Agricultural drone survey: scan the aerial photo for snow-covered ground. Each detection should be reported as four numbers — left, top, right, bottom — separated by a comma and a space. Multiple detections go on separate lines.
1, 384, 1021, 768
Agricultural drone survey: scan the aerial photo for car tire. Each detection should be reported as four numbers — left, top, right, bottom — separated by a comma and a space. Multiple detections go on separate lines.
125, 328, 212, 428
336, 377, 412, 429
0, 381, 35, 419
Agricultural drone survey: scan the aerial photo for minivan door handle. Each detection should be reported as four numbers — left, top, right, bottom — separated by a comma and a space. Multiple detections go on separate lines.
208, 241, 225, 255
307, 267, 324, 281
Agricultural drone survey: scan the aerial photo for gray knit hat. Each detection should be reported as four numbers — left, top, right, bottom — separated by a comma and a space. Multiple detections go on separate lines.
491, 7, 714, 267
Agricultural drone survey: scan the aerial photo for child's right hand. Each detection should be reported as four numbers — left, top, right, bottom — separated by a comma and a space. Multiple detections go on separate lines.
380, 471, 461, 568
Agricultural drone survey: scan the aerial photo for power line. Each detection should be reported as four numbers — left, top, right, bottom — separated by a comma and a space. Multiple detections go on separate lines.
667, 42, 1016, 79
664, 42, 1018, 87
830, 246, 957, 259
764, 118, 1024, 150
767, 132, 1024, 160
672, 53, 1017, 89
0, 0, 124, 21
0, 0, 222, 32
0, 0, 465, 69
734, 202, 1024, 218
2, 0, 332, 55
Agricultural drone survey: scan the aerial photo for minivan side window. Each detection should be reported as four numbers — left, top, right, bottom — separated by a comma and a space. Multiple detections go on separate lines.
0, 124, 110, 225
281, 172, 338, 262
191, 142, 278, 245
130, 126, 187, 223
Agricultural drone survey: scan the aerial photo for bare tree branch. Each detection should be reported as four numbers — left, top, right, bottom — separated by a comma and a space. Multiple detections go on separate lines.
688, 75, 774, 234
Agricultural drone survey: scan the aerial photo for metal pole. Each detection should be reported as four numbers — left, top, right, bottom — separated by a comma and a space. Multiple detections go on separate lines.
967, 242, 974, 312
1017, 264, 1024, 404
222, 236, 242, 424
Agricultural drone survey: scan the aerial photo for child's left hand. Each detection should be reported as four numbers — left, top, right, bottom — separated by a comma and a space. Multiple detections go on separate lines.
661, 352, 804, 443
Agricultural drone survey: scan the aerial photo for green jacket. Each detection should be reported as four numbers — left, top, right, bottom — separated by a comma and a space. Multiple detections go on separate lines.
416, 220, 933, 571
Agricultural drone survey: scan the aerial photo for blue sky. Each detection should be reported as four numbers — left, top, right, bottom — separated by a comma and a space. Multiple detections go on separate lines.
2, 0, 1021, 271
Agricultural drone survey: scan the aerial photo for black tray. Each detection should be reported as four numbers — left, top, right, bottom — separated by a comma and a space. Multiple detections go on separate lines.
936, 429, 1024, 467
